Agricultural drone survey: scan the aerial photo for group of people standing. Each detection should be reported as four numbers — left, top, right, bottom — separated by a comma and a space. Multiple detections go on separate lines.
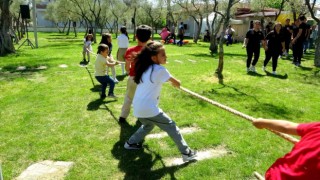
92, 25, 197, 162
244, 16, 315, 75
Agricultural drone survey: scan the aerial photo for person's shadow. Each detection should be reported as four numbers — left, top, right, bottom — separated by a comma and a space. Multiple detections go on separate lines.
265, 71, 288, 79
111, 121, 192, 179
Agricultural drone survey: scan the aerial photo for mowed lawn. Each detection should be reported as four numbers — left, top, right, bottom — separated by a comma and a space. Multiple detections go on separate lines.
0, 32, 319, 179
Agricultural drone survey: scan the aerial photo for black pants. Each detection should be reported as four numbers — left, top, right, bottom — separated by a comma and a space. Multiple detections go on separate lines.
264, 50, 281, 71
246, 47, 260, 68
292, 42, 303, 64
178, 34, 184, 46
285, 38, 291, 54
170, 33, 176, 44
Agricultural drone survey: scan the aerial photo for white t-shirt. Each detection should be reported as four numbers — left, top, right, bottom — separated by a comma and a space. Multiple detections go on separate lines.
83, 40, 92, 52
117, 34, 129, 48
133, 64, 171, 118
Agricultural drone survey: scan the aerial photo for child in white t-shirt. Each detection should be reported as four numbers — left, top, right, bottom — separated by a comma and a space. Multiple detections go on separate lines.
124, 41, 197, 162
83, 34, 93, 63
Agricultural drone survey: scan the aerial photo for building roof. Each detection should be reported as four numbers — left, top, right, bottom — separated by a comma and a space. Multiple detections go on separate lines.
36, 4, 47, 9
236, 11, 278, 18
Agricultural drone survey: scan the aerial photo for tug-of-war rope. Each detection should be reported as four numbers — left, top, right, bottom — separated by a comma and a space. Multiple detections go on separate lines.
179, 87, 299, 144
180, 87, 299, 180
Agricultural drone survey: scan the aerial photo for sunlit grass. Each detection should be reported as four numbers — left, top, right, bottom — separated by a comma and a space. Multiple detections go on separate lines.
0, 32, 319, 179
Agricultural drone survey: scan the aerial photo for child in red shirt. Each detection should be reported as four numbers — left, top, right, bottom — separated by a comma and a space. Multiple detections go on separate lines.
253, 119, 320, 180
118, 25, 152, 123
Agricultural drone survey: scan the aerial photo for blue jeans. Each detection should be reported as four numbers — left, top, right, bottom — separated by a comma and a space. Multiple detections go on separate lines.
303, 40, 309, 52
226, 35, 233, 46
95, 75, 115, 96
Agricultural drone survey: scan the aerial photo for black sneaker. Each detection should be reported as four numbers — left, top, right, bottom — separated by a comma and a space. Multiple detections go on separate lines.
182, 149, 197, 162
119, 117, 126, 123
124, 141, 142, 150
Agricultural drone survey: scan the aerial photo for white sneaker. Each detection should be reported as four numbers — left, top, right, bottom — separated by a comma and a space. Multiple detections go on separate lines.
246, 68, 250, 73
250, 66, 256, 72
262, 66, 266, 71
272, 71, 277, 75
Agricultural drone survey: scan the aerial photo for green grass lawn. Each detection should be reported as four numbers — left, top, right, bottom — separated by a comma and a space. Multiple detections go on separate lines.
0, 32, 319, 179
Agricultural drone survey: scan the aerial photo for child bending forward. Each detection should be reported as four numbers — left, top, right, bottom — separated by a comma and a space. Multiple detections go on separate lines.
124, 41, 197, 162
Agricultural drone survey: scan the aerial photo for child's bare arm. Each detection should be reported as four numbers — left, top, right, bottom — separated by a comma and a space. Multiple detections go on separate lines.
252, 119, 299, 135
106, 57, 119, 67
168, 77, 181, 88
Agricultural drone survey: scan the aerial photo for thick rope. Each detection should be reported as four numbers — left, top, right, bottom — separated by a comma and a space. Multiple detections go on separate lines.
180, 87, 299, 144
254, 171, 265, 180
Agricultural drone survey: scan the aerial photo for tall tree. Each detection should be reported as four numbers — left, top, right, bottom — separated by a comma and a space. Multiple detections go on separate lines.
141, 0, 166, 39
0, 0, 15, 56
204, 0, 223, 54
305, 0, 320, 67
123, 0, 140, 41
215, 0, 240, 78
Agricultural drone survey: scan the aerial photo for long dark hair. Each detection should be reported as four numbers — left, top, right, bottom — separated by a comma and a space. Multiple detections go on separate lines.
100, 33, 112, 55
134, 41, 163, 84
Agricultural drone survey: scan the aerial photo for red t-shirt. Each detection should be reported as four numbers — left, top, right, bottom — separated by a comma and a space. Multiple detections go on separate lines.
124, 46, 144, 77
265, 122, 320, 180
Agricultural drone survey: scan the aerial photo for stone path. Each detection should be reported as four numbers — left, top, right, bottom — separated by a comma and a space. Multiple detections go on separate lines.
164, 146, 230, 166
188, 59, 197, 63
174, 60, 183, 63
59, 64, 68, 68
16, 160, 73, 180
16, 66, 26, 71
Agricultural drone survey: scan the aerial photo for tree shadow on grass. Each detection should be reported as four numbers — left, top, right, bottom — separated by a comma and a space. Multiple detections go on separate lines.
251, 103, 304, 120
0, 64, 48, 81
111, 121, 193, 180
186, 52, 214, 58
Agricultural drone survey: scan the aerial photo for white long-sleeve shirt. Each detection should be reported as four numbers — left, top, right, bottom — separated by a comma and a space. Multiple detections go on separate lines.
117, 34, 129, 48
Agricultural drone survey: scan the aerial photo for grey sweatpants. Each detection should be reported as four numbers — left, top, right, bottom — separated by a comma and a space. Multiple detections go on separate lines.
127, 112, 189, 154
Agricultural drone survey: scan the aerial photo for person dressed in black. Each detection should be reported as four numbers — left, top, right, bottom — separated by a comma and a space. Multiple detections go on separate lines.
203, 29, 210, 42
292, 20, 300, 64
178, 22, 185, 46
292, 16, 308, 66
243, 20, 266, 73
265, 22, 273, 35
263, 22, 285, 75
281, 18, 293, 57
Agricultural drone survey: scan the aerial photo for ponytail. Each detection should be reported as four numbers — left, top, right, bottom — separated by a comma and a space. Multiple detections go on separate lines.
134, 41, 163, 84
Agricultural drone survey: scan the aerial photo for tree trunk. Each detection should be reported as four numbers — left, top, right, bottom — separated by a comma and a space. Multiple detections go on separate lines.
304, 0, 320, 67
0, 0, 15, 56
62, 22, 68, 33
73, 21, 77, 37
314, 27, 320, 67
66, 19, 71, 35
192, 17, 202, 44
132, 7, 137, 41
215, 0, 234, 78
209, 13, 222, 54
